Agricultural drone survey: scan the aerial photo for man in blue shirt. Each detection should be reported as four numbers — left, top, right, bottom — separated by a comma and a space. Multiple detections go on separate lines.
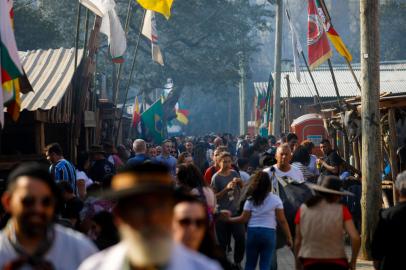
127, 139, 150, 166
45, 143, 77, 194
154, 140, 177, 177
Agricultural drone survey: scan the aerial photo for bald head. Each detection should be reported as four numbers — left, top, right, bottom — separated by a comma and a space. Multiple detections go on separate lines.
133, 139, 147, 154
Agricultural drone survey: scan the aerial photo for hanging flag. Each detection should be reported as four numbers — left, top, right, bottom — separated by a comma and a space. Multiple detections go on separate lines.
140, 99, 165, 144
132, 96, 141, 127
136, 0, 174, 19
1, 0, 24, 125
307, 0, 332, 70
265, 73, 274, 123
142, 10, 164, 66
80, 0, 127, 63
286, 8, 303, 82
314, 0, 352, 62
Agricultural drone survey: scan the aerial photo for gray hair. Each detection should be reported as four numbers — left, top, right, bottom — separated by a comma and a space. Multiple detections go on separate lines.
395, 171, 406, 196
133, 139, 146, 154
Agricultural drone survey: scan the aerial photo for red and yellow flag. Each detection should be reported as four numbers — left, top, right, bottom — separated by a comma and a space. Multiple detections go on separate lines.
314, 0, 352, 62
307, 0, 332, 70
132, 96, 141, 127
1, 0, 23, 124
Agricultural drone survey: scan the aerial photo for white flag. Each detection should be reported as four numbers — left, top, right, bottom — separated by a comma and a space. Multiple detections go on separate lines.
80, 0, 126, 63
142, 10, 164, 66
286, 8, 303, 82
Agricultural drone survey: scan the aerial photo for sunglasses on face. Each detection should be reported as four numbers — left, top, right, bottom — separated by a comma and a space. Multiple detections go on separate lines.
177, 218, 206, 229
21, 196, 54, 208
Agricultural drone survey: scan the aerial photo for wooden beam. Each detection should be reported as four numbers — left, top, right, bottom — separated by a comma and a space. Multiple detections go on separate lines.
388, 108, 399, 205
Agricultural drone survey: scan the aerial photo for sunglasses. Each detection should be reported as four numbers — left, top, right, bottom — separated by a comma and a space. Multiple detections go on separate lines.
177, 218, 206, 229
21, 196, 54, 208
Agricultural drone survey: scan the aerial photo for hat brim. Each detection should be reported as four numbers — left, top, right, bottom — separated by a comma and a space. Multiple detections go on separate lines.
101, 183, 175, 200
306, 183, 354, 196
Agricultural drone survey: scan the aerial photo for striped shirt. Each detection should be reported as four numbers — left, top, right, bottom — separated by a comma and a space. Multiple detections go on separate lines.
50, 159, 77, 193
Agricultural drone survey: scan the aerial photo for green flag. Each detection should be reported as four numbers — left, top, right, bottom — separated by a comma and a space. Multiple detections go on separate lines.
141, 99, 165, 144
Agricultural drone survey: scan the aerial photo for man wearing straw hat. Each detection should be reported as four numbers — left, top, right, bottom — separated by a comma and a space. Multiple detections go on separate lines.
78, 162, 221, 270
294, 175, 361, 270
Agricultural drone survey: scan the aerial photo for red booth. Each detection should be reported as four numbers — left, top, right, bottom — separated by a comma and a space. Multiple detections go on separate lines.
290, 114, 328, 157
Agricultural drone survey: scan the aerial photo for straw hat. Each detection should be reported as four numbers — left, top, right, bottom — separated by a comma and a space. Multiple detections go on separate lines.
307, 175, 354, 196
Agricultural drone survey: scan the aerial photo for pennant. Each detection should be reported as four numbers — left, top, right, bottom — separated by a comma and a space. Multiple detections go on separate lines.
142, 10, 164, 66
81, 0, 127, 63
1, 0, 23, 125
307, 0, 332, 70
132, 96, 141, 127
314, 0, 352, 62
136, 0, 174, 19
286, 8, 303, 82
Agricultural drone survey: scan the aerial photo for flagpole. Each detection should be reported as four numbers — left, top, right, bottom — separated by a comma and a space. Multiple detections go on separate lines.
327, 59, 342, 107
319, 0, 361, 92
112, 0, 135, 106
115, 9, 147, 145
300, 52, 323, 109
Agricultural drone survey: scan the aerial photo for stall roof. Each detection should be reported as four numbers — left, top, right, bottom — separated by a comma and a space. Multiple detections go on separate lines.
19, 48, 83, 111
254, 60, 406, 98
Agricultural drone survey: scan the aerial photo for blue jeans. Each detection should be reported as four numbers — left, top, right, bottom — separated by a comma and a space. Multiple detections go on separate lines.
245, 227, 276, 270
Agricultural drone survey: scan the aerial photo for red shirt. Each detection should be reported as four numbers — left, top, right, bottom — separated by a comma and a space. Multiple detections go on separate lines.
295, 205, 352, 268
204, 166, 218, 185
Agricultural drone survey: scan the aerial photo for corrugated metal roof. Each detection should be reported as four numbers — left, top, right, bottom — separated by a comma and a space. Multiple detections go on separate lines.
254, 61, 406, 98
18, 48, 83, 111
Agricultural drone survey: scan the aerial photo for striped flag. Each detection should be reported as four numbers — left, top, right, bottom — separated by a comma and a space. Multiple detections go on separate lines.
142, 10, 164, 66
315, 0, 352, 62
132, 96, 141, 127
1, 0, 23, 125
307, 0, 332, 70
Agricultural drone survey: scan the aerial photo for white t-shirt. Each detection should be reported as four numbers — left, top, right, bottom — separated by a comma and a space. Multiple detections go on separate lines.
243, 193, 283, 229
263, 165, 304, 191
239, 170, 250, 183
76, 170, 94, 187
0, 224, 97, 270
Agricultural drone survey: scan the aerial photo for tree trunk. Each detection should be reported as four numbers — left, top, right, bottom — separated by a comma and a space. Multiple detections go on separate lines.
360, 0, 381, 260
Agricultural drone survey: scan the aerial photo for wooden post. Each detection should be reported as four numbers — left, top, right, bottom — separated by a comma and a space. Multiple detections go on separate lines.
35, 122, 45, 155
353, 140, 360, 171
360, 0, 381, 259
272, 0, 283, 137
388, 108, 399, 204
285, 75, 291, 132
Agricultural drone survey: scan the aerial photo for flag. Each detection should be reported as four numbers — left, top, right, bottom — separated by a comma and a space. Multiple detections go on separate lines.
307, 0, 332, 70
141, 99, 165, 144
81, 0, 127, 63
286, 8, 303, 82
176, 109, 189, 125
1, 0, 24, 125
136, 0, 174, 19
132, 96, 141, 127
314, 0, 352, 62
265, 73, 274, 123
142, 10, 164, 66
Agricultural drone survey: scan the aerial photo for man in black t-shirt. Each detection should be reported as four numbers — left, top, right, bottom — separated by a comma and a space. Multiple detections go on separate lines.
88, 145, 115, 184
318, 139, 343, 176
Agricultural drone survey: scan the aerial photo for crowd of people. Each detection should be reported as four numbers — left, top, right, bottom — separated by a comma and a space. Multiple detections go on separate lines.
0, 132, 405, 270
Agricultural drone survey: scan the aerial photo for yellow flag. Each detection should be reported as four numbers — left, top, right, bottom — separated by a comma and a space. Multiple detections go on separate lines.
136, 0, 173, 19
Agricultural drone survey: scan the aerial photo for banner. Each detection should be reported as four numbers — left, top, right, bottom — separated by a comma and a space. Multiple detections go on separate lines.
142, 10, 164, 66
307, 0, 332, 70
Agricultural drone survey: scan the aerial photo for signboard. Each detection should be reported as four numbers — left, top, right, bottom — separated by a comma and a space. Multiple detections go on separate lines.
84, 111, 96, 127
307, 135, 323, 146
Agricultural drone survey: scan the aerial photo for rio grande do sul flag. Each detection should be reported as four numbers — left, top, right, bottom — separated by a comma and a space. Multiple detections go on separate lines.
1, 0, 23, 125
307, 0, 332, 70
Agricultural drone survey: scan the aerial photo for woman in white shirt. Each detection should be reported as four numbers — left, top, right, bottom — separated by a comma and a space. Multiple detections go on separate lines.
223, 171, 292, 270
76, 152, 94, 199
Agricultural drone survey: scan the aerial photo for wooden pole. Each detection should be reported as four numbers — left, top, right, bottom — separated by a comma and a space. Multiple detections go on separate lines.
112, 0, 134, 106
74, 2, 82, 85
346, 59, 362, 91
327, 59, 342, 107
285, 74, 291, 132
115, 10, 147, 145
301, 52, 323, 109
388, 108, 399, 205
360, 0, 381, 259
272, 0, 283, 137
